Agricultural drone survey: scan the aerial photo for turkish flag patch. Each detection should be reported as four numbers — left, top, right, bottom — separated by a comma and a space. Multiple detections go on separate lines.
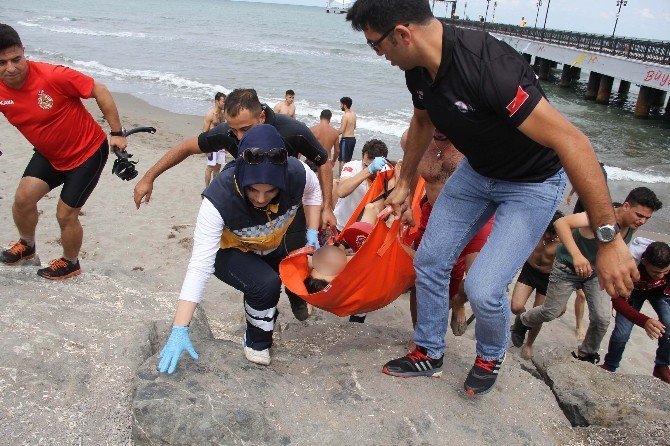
506, 86, 529, 117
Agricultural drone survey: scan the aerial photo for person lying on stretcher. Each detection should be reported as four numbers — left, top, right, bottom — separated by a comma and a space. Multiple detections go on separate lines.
304, 199, 395, 293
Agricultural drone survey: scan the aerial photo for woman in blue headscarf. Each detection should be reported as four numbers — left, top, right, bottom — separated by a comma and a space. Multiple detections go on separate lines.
157, 124, 322, 373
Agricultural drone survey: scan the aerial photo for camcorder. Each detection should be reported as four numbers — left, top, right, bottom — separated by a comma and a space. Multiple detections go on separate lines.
112, 126, 156, 181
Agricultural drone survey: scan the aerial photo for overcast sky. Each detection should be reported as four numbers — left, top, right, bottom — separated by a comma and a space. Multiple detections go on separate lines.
247, 0, 670, 41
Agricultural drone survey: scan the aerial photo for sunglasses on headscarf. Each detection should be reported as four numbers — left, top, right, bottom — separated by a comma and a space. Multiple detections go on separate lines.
241, 147, 289, 165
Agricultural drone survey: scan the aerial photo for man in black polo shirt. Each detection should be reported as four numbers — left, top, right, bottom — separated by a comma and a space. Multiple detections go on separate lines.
347, 0, 639, 396
134, 88, 334, 321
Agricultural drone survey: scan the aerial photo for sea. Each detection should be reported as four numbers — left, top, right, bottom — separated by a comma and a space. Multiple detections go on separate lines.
1, 0, 669, 231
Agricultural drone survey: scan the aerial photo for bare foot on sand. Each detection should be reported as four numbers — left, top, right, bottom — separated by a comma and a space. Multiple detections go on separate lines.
576, 326, 585, 341
451, 305, 467, 336
520, 344, 533, 360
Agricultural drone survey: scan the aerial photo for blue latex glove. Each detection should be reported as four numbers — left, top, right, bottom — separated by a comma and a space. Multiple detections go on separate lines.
305, 228, 320, 249
368, 156, 387, 174
157, 326, 199, 374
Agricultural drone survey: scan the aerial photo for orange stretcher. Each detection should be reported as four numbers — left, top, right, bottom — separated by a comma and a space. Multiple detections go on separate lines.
279, 170, 425, 316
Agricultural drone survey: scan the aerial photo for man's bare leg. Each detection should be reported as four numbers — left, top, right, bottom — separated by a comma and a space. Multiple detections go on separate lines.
56, 199, 83, 260
510, 281, 535, 315
521, 293, 546, 360
205, 166, 213, 187
408, 286, 418, 349
450, 252, 478, 336
12, 177, 50, 243
575, 289, 586, 341
205, 164, 222, 187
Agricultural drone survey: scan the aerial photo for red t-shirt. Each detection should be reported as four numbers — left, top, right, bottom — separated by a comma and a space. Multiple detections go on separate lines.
0, 61, 106, 171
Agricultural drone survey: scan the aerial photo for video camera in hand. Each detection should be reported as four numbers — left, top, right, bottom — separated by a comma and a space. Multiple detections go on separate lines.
111, 126, 156, 181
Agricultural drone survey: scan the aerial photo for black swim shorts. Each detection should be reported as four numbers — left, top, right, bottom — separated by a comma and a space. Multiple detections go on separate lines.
23, 140, 109, 209
338, 137, 356, 162
517, 261, 551, 296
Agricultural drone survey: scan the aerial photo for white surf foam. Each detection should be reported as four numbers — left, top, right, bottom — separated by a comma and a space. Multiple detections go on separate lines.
605, 166, 669, 184
17, 21, 145, 38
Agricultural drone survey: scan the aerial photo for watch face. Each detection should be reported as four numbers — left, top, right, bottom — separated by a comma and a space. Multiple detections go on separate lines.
598, 226, 616, 242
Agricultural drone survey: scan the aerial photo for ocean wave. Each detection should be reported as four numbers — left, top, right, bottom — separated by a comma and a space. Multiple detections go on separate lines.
287, 100, 408, 137
605, 166, 669, 184
69, 60, 227, 95
17, 20, 145, 38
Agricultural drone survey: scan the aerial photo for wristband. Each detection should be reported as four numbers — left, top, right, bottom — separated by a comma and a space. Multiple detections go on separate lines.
110, 130, 124, 137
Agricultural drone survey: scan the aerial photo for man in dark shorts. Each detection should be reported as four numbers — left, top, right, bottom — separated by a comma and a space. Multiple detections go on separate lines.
346, 0, 638, 396
134, 88, 332, 321
336, 96, 357, 175
0, 23, 127, 279
510, 211, 564, 359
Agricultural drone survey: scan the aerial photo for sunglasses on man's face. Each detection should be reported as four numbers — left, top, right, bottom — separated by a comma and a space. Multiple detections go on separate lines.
367, 23, 409, 55
241, 147, 289, 165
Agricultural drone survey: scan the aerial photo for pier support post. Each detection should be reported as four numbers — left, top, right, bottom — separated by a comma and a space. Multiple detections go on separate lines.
570, 67, 581, 83
559, 64, 572, 87
539, 59, 552, 81
652, 89, 667, 107
618, 80, 631, 95
634, 86, 654, 119
596, 75, 614, 104
532, 57, 542, 74
585, 72, 602, 100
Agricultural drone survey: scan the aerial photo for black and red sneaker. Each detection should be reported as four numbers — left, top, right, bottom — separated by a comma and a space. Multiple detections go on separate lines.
37, 258, 81, 280
1, 239, 36, 264
464, 353, 505, 396
382, 346, 443, 377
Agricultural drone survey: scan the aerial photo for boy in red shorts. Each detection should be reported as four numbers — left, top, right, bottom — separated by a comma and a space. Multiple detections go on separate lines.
0, 24, 126, 279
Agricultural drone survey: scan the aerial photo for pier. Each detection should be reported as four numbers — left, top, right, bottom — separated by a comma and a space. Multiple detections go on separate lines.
441, 18, 670, 119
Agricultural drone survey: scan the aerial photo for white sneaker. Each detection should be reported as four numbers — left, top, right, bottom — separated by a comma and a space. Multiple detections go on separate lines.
243, 335, 271, 366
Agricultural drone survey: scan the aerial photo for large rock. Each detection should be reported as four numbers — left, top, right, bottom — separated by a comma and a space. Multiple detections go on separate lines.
0, 265, 175, 445
533, 347, 670, 433
133, 314, 579, 446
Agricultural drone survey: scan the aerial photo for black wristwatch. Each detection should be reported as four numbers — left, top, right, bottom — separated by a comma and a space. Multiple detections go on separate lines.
110, 130, 124, 137
595, 223, 620, 243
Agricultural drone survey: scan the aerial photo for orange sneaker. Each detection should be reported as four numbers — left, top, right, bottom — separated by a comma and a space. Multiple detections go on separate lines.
37, 258, 81, 280
1, 239, 36, 264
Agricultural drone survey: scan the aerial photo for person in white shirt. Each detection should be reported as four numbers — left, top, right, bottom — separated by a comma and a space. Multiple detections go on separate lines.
156, 125, 322, 373
334, 139, 389, 231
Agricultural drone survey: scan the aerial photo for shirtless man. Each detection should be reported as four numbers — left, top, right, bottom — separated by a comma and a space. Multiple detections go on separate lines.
310, 109, 340, 164
510, 211, 565, 359
203, 92, 226, 187
337, 96, 357, 175
274, 89, 296, 118
405, 129, 493, 336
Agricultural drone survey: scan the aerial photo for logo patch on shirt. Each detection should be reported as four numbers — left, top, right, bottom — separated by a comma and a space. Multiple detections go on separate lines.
454, 100, 473, 113
37, 90, 53, 110
342, 166, 353, 173
0, 99, 14, 106
417, 90, 424, 100
506, 86, 529, 117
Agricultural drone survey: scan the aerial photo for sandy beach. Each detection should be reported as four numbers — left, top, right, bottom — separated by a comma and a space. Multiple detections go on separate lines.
0, 91, 668, 443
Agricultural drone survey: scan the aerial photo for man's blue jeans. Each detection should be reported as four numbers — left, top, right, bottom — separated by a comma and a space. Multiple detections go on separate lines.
603, 292, 670, 370
413, 160, 566, 361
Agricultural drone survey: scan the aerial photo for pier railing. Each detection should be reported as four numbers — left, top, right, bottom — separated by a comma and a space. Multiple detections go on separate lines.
441, 19, 670, 66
